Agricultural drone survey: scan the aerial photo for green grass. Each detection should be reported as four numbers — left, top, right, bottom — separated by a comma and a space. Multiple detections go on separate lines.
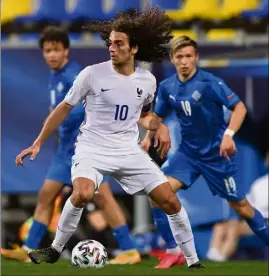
1, 258, 268, 276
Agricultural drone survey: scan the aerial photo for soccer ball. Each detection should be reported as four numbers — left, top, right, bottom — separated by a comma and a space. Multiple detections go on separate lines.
71, 240, 108, 268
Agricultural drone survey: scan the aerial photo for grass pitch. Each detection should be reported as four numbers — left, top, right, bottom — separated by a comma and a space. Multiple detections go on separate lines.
1, 258, 268, 276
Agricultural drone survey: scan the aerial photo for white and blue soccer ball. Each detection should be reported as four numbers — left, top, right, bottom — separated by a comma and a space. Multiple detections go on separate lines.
71, 239, 108, 268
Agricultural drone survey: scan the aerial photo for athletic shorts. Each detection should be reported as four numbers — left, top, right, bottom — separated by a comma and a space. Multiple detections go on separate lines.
162, 150, 245, 202
71, 145, 168, 195
46, 142, 111, 185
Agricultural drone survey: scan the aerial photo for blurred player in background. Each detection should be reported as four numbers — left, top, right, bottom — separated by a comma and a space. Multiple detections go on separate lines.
142, 35, 269, 268
16, 8, 203, 269
1, 26, 141, 265
145, 107, 231, 268
206, 151, 269, 262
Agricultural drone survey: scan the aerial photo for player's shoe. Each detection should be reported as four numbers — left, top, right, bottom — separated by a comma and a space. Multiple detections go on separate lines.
108, 249, 141, 265
189, 262, 205, 268
149, 249, 166, 259
1, 245, 31, 262
154, 252, 185, 269
27, 246, 60, 264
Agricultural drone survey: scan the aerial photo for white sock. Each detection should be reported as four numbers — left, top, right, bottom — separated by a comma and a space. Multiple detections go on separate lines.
52, 197, 83, 253
167, 207, 199, 267
166, 247, 182, 255
206, 247, 226, 262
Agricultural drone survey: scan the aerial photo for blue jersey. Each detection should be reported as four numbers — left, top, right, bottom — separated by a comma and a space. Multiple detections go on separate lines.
49, 61, 84, 141
154, 69, 241, 158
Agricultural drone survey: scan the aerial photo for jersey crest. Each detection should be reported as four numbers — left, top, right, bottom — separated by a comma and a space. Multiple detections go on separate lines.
136, 87, 143, 99
192, 90, 201, 102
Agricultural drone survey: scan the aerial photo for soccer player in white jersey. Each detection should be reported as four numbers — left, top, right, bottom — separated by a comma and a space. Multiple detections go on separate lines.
15, 8, 202, 268
1, 26, 141, 265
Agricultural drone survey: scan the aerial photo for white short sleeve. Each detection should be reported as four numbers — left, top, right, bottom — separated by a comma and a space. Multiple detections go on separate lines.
64, 66, 92, 106
143, 75, 157, 106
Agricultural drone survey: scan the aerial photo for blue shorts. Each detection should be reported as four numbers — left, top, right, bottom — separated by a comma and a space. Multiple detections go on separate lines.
162, 150, 245, 202
46, 142, 111, 185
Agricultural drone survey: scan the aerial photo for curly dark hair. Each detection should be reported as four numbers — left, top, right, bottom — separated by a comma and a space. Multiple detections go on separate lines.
84, 7, 173, 63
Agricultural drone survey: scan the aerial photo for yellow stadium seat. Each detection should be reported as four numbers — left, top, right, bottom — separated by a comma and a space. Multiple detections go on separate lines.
1, 0, 33, 24
171, 30, 197, 41
201, 0, 259, 20
206, 29, 237, 41
166, 0, 219, 21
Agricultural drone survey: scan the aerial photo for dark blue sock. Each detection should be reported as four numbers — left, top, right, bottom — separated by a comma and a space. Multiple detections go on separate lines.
112, 225, 135, 251
151, 207, 177, 249
24, 219, 48, 249
246, 209, 269, 245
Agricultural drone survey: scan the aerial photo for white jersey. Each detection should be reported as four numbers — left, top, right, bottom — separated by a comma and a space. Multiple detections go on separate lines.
64, 60, 156, 155
247, 174, 268, 219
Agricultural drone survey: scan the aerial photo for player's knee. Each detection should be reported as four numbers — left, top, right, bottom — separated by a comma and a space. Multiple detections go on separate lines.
213, 222, 226, 234
94, 192, 110, 209
148, 197, 161, 208
160, 194, 181, 215
71, 190, 91, 207
71, 179, 95, 208
228, 199, 254, 219
94, 183, 113, 209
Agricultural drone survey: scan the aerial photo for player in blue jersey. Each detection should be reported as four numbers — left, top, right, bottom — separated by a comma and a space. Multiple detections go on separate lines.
142, 35, 269, 268
1, 26, 141, 264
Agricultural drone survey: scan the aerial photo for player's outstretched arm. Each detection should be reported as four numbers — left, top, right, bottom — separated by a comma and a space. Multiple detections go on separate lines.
15, 101, 73, 166
220, 101, 247, 161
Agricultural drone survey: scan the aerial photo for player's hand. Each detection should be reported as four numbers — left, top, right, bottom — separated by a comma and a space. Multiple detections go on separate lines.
154, 124, 171, 159
220, 135, 237, 162
15, 142, 41, 167
141, 138, 151, 152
